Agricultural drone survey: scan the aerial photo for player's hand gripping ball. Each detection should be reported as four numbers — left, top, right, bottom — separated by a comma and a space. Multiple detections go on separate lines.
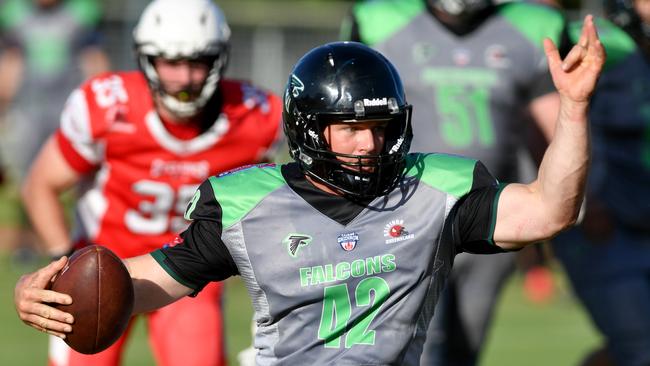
50, 245, 134, 354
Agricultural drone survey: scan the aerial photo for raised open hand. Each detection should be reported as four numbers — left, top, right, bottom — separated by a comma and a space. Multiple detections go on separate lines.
544, 15, 606, 105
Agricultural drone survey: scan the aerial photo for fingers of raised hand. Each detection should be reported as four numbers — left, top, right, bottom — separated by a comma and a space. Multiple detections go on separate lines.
587, 38, 606, 71
583, 15, 606, 68
561, 16, 592, 71
543, 38, 559, 62
561, 41, 588, 71
543, 38, 565, 79
561, 15, 605, 72
584, 14, 599, 44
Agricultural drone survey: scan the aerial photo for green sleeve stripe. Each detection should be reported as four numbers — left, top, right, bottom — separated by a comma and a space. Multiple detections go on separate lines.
487, 183, 508, 246
568, 18, 636, 70
0, 0, 29, 29
352, 0, 424, 45
209, 165, 286, 229
404, 153, 477, 198
150, 250, 197, 290
66, 0, 101, 26
499, 2, 565, 49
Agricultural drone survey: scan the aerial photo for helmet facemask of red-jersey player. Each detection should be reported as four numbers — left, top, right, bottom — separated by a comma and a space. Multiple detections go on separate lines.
426, 0, 494, 33
133, 0, 230, 118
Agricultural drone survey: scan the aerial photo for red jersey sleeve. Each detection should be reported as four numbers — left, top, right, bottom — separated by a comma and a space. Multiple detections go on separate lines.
57, 72, 134, 174
252, 88, 284, 161
227, 80, 284, 161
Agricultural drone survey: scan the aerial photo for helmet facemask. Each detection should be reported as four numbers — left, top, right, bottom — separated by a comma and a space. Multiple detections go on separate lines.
286, 102, 413, 198
429, 0, 492, 17
137, 48, 229, 118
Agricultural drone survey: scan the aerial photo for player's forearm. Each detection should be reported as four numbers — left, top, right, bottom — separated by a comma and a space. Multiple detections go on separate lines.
0, 48, 24, 107
494, 100, 589, 250
535, 97, 590, 233
21, 177, 72, 257
531, 15, 603, 237
494, 15, 602, 250
124, 254, 192, 315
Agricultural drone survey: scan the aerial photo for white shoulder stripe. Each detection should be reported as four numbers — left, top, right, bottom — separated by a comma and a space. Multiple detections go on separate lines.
76, 165, 110, 239
60, 89, 103, 164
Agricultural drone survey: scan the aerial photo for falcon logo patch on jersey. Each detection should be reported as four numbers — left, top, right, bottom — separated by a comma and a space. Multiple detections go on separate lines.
284, 233, 312, 258
337, 232, 359, 252
383, 219, 415, 244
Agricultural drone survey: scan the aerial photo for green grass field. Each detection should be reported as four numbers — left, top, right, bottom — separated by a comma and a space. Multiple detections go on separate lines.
0, 251, 602, 365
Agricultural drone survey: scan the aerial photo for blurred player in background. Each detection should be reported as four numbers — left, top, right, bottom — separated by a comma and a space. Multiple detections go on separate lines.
20, 0, 282, 365
551, 1, 650, 365
0, 0, 109, 258
342, 0, 572, 364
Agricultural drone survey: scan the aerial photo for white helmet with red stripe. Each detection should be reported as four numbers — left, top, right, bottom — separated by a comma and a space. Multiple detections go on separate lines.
133, 0, 231, 117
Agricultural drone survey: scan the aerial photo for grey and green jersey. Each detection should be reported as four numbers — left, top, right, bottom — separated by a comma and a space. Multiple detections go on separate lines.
346, 0, 569, 181
153, 154, 506, 365
568, 19, 650, 230
0, 0, 101, 81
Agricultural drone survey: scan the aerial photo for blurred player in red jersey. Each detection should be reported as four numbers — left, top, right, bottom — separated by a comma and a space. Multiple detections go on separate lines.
19, 0, 282, 365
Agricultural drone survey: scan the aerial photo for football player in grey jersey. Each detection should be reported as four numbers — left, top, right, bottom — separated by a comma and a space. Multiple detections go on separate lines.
14, 16, 604, 366
343, 0, 573, 364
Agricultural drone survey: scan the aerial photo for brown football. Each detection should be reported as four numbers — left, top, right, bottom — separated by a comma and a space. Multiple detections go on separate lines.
51, 245, 134, 354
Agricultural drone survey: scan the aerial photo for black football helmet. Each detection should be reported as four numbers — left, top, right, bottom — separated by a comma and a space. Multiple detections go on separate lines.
283, 42, 413, 198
